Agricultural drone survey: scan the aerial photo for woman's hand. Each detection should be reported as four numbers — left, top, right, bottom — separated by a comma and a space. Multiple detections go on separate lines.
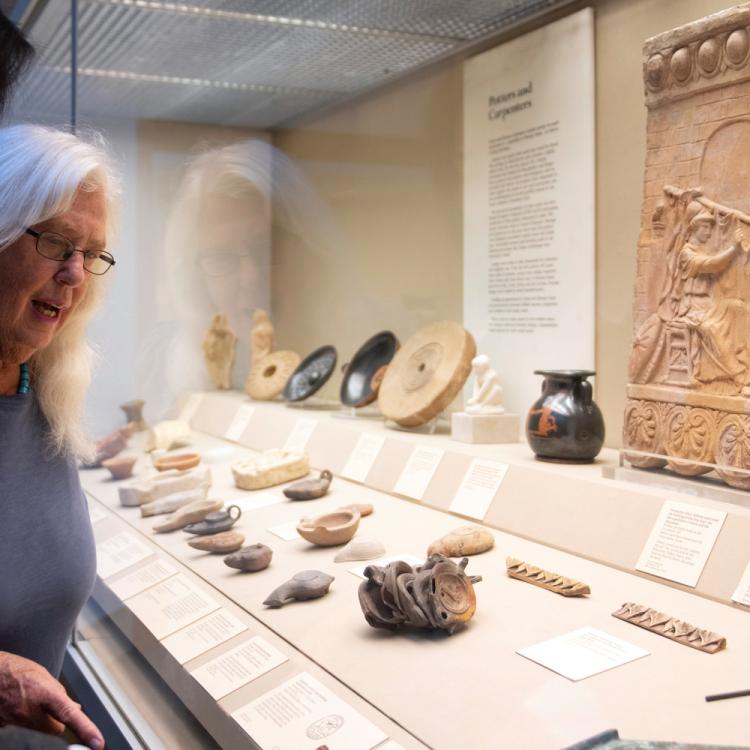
0, 652, 104, 749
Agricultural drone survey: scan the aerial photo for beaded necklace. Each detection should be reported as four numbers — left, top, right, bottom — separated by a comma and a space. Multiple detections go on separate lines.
17, 362, 30, 394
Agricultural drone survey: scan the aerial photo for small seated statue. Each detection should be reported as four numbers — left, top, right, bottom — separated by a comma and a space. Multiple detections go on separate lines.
465, 354, 505, 414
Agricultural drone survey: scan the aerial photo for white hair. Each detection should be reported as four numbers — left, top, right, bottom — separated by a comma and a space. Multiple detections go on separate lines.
0, 124, 120, 459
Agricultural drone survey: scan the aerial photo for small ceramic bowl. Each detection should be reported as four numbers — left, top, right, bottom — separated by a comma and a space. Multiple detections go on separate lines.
153, 452, 201, 472
296, 509, 360, 546
102, 455, 138, 480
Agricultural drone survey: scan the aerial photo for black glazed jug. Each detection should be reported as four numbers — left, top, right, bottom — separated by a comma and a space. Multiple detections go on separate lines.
526, 370, 605, 462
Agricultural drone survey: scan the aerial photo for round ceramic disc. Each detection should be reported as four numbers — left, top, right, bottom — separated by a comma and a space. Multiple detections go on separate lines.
340, 331, 399, 407
378, 321, 476, 426
283, 345, 337, 402
245, 350, 301, 400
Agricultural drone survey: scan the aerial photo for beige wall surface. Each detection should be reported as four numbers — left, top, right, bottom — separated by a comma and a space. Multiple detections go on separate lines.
271, 0, 736, 444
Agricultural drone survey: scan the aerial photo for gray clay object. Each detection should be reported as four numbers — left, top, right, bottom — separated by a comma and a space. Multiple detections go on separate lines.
224, 543, 273, 572
184, 504, 241, 535
263, 570, 334, 608
283, 469, 333, 500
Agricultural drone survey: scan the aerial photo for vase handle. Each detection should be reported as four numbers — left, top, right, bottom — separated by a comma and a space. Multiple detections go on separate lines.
576, 379, 593, 406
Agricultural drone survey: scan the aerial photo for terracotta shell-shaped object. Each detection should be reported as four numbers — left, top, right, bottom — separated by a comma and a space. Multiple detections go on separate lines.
337, 502, 373, 518
263, 570, 334, 608
296, 509, 360, 546
102, 455, 138, 480
224, 543, 273, 572
245, 350, 301, 400
188, 531, 245, 554
334, 537, 386, 563
153, 498, 224, 533
184, 505, 241, 536
153, 452, 201, 472
427, 526, 495, 557
283, 469, 333, 500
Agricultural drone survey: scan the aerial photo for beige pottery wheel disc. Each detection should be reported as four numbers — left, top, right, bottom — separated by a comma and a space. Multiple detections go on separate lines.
245, 351, 300, 400
378, 321, 476, 426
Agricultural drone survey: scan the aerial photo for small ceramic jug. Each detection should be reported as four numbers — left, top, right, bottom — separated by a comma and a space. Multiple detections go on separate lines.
526, 370, 605, 462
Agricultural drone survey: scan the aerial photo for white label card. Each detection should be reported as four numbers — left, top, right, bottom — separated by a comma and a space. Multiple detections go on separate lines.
230, 492, 284, 513
126, 574, 221, 640
635, 500, 727, 587
224, 404, 256, 442
348, 554, 424, 580
517, 626, 649, 681
267, 521, 301, 541
179, 393, 204, 424
449, 458, 508, 520
231, 672, 387, 750
88, 504, 109, 525
190, 636, 288, 701
341, 433, 386, 482
284, 418, 317, 452
96, 531, 154, 580
162, 609, 248, 665
393, 446, 444, 500
732, 559, 750, 606
108, 558, 178, 601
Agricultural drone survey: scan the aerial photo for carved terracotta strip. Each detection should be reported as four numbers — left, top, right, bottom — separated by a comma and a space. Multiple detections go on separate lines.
505, 557, 590, 597
612, 602, 726, 653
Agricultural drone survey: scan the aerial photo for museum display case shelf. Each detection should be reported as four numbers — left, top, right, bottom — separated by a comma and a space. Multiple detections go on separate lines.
76, 390, 750, 750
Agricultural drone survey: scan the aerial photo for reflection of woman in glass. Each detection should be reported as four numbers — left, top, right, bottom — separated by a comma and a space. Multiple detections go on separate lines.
139, 138, 330, 415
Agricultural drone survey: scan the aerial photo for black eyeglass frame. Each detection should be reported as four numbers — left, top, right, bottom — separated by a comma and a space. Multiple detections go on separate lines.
25, 228, 116, 275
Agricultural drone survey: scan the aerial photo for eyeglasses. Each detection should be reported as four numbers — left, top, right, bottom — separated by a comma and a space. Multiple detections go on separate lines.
25, 228, 116, 276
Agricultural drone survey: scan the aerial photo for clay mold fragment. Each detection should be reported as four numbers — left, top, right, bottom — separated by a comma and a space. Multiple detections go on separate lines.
231, 449, 309, 490
184, 505, 241, 535
140, 487, 209, 517
153, 498, 224, 533
612, 602, 726, 653
506, 557, 590, 597
358, 554, 481, 634
263, 571, 334, 608
334, 537, 386, 563
153, 452, 201, 472
102, 455, 138, 480
427, 526, 494, 557
144, 420, 192, 452
224, 543, 273, 572
188, 531, 245, 554
283, 469, 333, 500
119, 466, 212, 507
297, 509, 360, 546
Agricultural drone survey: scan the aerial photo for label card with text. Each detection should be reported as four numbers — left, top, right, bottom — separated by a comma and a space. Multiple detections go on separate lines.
268, 521, 301, 541
449, 458, 508, 520
348, 554, 424, 580
179, 393, 204, 424
636, 500, 727, 587
341, 433, 386, 482
96, 531, 154, 580
731, 559, 750, 606
224, 404, 256, 442
88, 503, 109, 525
126, 574, 221, 640
230, 492, 284, 513
284, 418, 317, 452
108, 558, 178, 601
517, 627, 649, 681
231, 672, 387, 750
162, 609, 248, 665
190, 636, 288, 701
393, 446, 444, 500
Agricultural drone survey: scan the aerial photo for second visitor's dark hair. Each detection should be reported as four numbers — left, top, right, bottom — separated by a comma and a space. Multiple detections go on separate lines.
0, 11, 34, 115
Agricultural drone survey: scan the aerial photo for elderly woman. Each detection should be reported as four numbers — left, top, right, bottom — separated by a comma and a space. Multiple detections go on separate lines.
0, 124, 116, 750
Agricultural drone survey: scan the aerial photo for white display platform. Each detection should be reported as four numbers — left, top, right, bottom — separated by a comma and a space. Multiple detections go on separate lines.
79, 391, 750, 750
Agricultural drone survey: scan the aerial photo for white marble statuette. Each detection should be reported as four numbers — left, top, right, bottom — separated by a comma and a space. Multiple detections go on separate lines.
231, 449, 309, 490
465, 354, 505, 414
118, 466, 212, 507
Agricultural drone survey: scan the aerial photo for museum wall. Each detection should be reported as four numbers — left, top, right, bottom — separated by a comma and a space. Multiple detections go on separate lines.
271, 0, 736, 447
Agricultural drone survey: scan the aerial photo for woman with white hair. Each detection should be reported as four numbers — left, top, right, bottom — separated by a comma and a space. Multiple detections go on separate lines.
0, 124, 115, 750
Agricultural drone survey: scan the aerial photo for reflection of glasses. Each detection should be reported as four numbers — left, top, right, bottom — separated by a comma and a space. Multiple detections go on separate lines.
197, 252, 252, 277
25, 228, 116, 275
